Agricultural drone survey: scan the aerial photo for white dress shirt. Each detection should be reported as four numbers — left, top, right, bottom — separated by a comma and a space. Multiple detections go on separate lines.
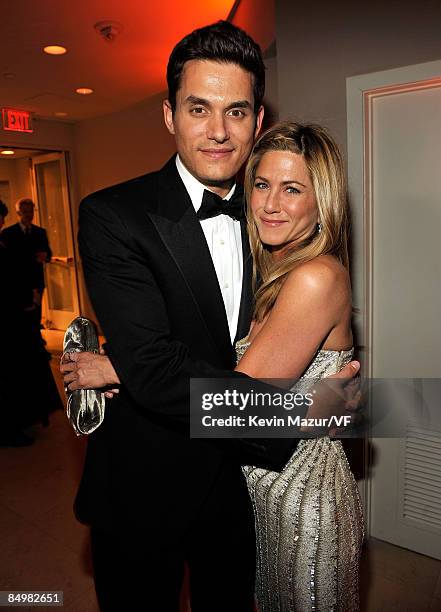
176, 155, 243, 343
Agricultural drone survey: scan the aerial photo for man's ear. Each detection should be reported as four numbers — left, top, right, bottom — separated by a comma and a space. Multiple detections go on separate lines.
163, 99, 175, 135
254, 105, 264, 139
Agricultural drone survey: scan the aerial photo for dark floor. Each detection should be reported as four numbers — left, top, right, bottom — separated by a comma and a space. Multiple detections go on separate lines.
0, 338, 440, 611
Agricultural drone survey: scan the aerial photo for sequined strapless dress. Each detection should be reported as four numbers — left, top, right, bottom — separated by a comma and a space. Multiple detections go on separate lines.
236, 338, 364, 612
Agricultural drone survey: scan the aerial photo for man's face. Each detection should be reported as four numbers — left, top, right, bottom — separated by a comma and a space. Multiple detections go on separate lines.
17, 203, 34, 226
164, 59, 264, 197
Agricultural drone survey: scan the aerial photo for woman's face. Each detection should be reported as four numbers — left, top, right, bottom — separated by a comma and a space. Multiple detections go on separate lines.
250, 150, 318, 258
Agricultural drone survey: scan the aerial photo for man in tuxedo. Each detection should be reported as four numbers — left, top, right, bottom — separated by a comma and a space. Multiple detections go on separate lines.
1, 197, 52, 325
62, 21, 359, 611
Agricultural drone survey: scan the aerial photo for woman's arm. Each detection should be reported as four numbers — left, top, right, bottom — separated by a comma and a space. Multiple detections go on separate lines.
235, 255, 352, 381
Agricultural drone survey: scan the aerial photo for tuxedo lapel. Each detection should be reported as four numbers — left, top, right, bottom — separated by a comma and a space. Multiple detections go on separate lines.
147, 158, 233, 360
235, 219, 254, 344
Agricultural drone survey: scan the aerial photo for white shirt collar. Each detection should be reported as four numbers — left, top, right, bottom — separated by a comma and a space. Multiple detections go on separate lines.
175, 155, 236, 213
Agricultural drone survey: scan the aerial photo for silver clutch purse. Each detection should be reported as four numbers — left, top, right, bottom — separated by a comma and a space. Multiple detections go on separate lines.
63, 317, 106, 436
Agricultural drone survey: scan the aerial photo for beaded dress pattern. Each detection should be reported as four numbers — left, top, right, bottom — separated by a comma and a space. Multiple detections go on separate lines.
236, 338, 364, 612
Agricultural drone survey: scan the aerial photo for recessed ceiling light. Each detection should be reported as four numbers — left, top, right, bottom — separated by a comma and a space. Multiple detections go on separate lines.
75, 87, 94, 95
55, 112, 68, 117
1, 149, 15, 155
44, 45, 67, 55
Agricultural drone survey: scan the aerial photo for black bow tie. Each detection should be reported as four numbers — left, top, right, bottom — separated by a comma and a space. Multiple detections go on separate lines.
197, 187, 245, 221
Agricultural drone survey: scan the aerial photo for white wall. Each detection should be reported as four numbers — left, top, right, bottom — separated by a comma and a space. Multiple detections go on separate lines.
262, 55, 279, 126
276, 0, 441, 157
73, 92, 176, 201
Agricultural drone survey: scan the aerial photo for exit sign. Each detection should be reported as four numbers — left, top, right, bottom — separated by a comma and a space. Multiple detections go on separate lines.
2, 108, 33, 133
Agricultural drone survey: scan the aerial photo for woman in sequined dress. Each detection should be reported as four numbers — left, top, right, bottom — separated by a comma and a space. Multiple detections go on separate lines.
234, 122, 364, 612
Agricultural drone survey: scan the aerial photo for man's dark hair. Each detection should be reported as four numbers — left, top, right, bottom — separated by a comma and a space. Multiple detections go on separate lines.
167, 20, 265, 114
0, 200, 8, 219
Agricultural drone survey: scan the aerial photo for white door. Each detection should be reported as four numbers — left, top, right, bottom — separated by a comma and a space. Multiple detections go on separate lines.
31, 152, 79, 329
347, 64, 441, 559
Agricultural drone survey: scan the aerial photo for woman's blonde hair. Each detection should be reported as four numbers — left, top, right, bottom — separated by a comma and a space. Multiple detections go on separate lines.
244, 121, 349, 321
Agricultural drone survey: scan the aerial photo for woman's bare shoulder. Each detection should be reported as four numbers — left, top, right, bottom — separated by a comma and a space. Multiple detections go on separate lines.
281, 255, 350, 299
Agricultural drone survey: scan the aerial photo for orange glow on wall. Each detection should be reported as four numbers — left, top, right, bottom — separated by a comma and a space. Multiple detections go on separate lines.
117, 0, 243, 92
231, 0, 275, 52
1, 108, 33, 133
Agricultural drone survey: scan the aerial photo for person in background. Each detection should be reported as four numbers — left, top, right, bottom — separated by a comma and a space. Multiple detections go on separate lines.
1, 197, 52, 328
0, 198, 61, 445
0, 199, 8, 230
0, 199, 35, 446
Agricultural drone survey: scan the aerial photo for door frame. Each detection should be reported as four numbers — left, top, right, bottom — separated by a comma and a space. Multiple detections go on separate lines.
30, 151, 80, 328
346, 58, 441, 537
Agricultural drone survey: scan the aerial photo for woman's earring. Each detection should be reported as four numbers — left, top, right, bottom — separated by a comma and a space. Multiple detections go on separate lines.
317, 222, 322, 234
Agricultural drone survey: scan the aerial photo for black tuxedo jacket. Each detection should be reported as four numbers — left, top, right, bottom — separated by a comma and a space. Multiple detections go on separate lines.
75, 156, 296, 536
1, 223, 51, 293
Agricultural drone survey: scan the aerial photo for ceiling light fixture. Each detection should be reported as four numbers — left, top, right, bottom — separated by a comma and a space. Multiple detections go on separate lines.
44, 45, 67, 55
55, 112, 68, 117
1, 149, 15, 155
75, 87, 94, 95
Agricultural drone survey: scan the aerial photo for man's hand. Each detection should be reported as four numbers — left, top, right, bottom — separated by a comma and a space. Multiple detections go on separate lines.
303, 361, 361, 435
60, 350, 120, 398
